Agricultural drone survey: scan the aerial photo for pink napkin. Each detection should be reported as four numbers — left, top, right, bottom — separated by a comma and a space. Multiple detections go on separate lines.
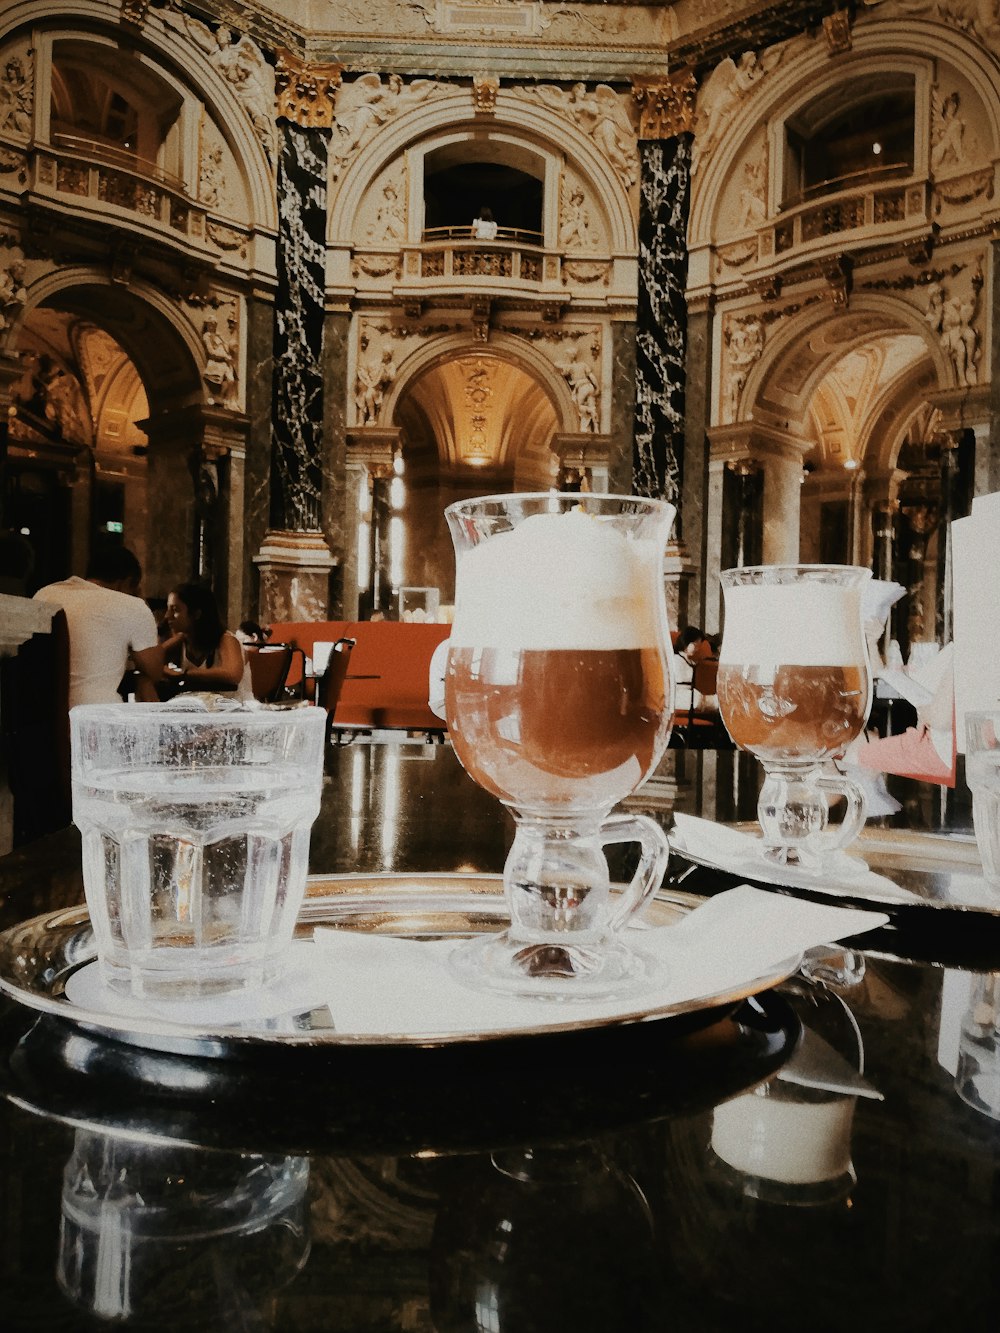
850, 643, 956, 786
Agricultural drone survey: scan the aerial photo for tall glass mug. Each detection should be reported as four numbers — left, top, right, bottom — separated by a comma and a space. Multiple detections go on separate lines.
717, 565, 872, 872
444, 493, 675, 997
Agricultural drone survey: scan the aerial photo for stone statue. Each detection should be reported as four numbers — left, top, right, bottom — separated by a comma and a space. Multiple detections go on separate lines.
559, 185, 596, 250
199, 140, 225, 208
692, 50, 781, 175
738, 156, 767, 229
368, 180, 406, 243
43, 365, 86, 440
332, 73, 435, 181
724, 316, 764, 421
179, 17, 277, 164
0, 258, 27, 329
924, 277, 980, 387
356, 346, 396, 424
561, 344, 600, 433
930, 90, 967, 174
0, 53, 32, 136
201, 316, 238, 404
534, 83, 638, 189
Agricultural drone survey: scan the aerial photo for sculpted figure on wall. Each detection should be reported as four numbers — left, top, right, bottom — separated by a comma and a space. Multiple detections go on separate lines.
177, 17, 277, 164
199, 137, 225, 209
862, 1, 1000, 41
368, 178, 406, 244
925, 274, 981, 386
332, 74, 437, 181
201, 316, 238, 405
356, 346, 396, 424
0, 257, 27, 329
561, 343, 600, 432
738, 154, 768, 229
0, 52, 32, 137
532, 83, 638, 189
930, 90, 968, 173
559, 185, 597, 250
723, 316, 765, 421
692, 50, 781, 174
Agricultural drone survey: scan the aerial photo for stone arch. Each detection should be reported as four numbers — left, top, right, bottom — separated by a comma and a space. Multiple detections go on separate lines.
381, 329, 578, 439
690, 15, 1000, 248
739, 293, 951, 437
328, 84, 637, 254
1, 3, 278, 233
19, 266, 204, 409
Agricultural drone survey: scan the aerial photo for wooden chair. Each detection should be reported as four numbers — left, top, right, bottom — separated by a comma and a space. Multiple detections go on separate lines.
316, 637, 356, 738
247, 645, 293, 703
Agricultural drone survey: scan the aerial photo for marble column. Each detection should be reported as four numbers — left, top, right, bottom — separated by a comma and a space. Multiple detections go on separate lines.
255, 116, 336, 623
607, 323, 636, 494
632, 73, 698, 508
633, 72, 699, 623
346, 429, 399, 619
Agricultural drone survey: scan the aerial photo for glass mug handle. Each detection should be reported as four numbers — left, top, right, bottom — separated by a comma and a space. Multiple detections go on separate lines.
600, 813, 671, 933
814, 772, 867, 854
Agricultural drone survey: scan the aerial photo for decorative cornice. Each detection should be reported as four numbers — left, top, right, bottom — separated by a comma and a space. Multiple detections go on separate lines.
275, 49, 341, 129
822, 10, 853, 55
473, 74, 499, 116
120, 0, 151, 30
632, 71, 698, 140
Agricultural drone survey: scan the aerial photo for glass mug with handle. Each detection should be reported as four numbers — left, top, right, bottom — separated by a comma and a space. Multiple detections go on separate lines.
717, 564, 873, 873
444, 492, 675, 998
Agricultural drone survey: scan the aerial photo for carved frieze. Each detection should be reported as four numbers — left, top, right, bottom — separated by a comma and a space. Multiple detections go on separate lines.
562, 260, 609, 285
331, 74, 441, 182
521, 83, 638, 190
0, 49, 33, 138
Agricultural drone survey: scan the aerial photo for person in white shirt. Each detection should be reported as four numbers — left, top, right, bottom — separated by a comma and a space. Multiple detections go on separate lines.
33, 546, 167, 709
471, 206, 498, 240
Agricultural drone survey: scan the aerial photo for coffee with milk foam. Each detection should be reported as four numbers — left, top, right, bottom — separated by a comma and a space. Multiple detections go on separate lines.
449, 511, 661, 652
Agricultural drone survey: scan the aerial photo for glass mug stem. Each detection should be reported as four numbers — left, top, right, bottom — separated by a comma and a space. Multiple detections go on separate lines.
758, 766, 867, 868
450, 811, 670, 997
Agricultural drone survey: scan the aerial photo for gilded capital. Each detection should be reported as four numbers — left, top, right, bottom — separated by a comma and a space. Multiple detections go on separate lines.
275, 49, 342, 129
632, 71, 698, 140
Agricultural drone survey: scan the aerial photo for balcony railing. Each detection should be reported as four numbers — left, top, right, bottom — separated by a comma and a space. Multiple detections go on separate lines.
399, 236, 554, 287
760, 176, 926, 262
15, 136, 211, 250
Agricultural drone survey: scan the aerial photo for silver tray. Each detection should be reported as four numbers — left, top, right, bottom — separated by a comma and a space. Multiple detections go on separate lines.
0, 873, 801, 1060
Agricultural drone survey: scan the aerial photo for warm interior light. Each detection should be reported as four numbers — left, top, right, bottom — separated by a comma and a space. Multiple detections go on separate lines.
872, 141, 882, 155
844, 458, 859, 470
389, 515, 404, 587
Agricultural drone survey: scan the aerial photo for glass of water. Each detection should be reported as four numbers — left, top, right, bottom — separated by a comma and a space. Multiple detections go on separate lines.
71, 700, 326, 1000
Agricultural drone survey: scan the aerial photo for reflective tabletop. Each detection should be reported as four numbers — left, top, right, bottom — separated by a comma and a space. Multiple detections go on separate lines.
1, 741, 999, 1332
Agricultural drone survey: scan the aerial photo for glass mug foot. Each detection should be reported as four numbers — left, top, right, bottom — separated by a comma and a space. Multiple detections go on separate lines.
448, 930, 656, 1001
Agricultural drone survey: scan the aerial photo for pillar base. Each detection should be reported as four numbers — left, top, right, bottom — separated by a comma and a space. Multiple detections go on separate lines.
253, 530, 338, 623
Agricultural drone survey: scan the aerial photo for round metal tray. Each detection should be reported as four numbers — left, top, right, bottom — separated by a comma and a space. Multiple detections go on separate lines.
0, 873, 800, 1060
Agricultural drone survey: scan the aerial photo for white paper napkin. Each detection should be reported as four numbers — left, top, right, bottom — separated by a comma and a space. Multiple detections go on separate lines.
308, 885, 888, 1037
670, 812, 919, 903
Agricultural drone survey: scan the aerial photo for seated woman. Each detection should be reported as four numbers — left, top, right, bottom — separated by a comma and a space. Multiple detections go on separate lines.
673, 625, 717, 712
160, 582, 253, 700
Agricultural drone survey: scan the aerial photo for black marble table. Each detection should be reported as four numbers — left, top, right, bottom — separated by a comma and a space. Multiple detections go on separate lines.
1, 742, 999, 1332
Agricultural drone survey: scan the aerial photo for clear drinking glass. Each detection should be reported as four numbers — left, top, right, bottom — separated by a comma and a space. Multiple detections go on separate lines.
71, 699, 327, 1000
444, 492, 675, 998
717, 564, 873, 872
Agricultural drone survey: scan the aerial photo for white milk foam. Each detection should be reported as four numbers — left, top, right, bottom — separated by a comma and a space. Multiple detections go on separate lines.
449, 511, 659, 651
719, 583, 865, 667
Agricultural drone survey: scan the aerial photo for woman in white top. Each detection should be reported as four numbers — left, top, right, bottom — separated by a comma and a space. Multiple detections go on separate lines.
162, 581, 253, 700
471, 205, 498, 240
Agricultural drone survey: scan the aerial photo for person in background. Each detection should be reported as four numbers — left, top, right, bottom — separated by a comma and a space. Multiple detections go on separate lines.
146, 596, 171, 640
33, 545, 167, 708
471, 205, 498, 240
236, 619, 271, 646
161, 581, 252, 699
673, 625, 708, 711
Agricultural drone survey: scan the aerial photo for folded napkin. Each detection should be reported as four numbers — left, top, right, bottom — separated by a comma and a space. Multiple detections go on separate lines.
309, 886, 888, 1037
846, 642, 956, 787
670, 812, 919, 903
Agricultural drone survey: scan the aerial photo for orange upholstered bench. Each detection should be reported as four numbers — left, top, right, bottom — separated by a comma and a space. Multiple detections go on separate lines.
268, 620, 450, 733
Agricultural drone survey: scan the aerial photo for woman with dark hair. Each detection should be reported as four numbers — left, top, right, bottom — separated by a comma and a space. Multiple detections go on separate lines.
162, 581, 252, 698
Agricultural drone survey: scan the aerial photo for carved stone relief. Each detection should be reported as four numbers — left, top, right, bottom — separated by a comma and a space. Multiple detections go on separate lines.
331, 74, 441, 182
559, 341, 600, 432
923, 263, 983, 386
860, 1, 1000, 45
0, 254, 26, 331
522, 83, 638, 190
198, 127, 226, 209
930, 88, 971, 175
473, 74, 499, 115
355, 330, 396, 425
169, 13, 278, 165
0, 48, 33, 139
199, 302, 240, 406
722, 314, 765, 423
558, 178, 600, 252
691, 47, 784, 175
366, 171, 407, 245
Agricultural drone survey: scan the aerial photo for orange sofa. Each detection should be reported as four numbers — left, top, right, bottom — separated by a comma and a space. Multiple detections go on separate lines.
268, 620, 450, 733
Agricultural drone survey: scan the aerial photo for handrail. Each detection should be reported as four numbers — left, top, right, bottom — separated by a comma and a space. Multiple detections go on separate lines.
783, 162, 911, 210
421, 224, 544, 246
50, 132, 185, 193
